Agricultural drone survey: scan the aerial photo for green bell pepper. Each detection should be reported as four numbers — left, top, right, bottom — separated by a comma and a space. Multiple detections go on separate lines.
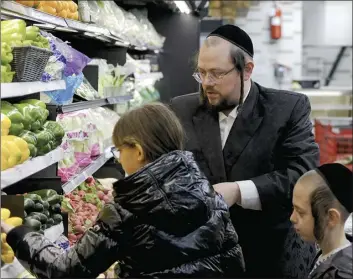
9, 122, 24, 136
20, 99, 47, 110
19, 130, 38, 146
43, 121, 65, 140
28, 143, 37, 157
36, 142, 52, 156
35, 130, 53, 146
1, 106, 25, 124
30, 120, 41, 132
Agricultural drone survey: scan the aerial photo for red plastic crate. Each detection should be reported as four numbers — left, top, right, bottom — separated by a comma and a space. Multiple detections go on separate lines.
314, 119, 352, 166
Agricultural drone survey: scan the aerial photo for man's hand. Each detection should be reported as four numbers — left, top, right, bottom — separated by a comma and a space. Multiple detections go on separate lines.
213, 182, 241, 207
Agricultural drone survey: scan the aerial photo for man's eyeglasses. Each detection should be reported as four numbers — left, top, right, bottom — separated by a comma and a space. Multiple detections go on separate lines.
192, 67, 235, 84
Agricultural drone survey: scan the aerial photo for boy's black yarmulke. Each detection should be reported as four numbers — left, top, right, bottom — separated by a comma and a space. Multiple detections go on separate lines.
317, 163, 353, 213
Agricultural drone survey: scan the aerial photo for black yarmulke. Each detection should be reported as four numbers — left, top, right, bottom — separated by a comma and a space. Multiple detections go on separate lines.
207, 24, 254, 57
317, 163, 353, 213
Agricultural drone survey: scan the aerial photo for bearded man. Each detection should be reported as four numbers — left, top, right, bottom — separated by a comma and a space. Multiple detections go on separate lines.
170, 24, 320, 278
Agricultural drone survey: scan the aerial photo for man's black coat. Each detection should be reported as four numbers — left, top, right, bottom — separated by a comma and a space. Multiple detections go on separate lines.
170, 81, 320, 278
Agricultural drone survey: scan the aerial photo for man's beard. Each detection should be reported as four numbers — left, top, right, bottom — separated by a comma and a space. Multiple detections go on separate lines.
203, 89, 239, 113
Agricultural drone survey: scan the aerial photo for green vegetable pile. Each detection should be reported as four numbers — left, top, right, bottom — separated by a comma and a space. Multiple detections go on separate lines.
1, 19, 49, 49
1, 99, 65, 157
23, 189, 63, 233
1, 43, 15, 83
23, 26, 50, 49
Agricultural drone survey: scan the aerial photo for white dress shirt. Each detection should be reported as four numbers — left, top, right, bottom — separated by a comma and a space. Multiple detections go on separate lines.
218, 85, 262, 211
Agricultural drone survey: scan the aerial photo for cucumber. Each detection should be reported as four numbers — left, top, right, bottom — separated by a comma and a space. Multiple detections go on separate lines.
52, 214, 63, 225
43, 210, 50, 217
34, 203, 44, 212
41, 224, 47, 231
42, 201, 50, 210
24, 218, 41, 231
24, 198, 35, 212
47, 218, 54, 226
50, 203, 61, 213
29, 212, 47, 224
26, 215, 41, 222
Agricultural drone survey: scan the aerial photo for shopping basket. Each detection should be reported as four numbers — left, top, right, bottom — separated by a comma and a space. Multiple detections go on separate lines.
10, 46, 52, 82
314, 117, 352, 170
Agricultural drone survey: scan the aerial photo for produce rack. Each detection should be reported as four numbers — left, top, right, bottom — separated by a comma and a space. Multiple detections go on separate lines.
1, 0, 203, 277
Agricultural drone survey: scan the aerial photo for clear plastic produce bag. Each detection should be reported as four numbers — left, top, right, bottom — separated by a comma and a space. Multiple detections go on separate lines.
41, 31, 91, 76
44, 73, 84, 105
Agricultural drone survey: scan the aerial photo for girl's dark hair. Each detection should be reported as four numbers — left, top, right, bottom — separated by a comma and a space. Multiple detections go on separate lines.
310, 177, 350, 242
112, 102, 184, 162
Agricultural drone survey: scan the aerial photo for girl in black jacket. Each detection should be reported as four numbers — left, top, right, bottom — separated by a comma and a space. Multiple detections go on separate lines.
2, 103, 245, 278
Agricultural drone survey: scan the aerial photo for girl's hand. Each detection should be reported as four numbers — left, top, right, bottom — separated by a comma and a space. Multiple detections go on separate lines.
1, 221, 14, 234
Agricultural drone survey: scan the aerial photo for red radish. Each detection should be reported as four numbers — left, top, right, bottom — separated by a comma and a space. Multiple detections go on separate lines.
103, 189, 109, 195
97, 191, 104, 200
103, 196, 110, 203
74, 225, 85, 234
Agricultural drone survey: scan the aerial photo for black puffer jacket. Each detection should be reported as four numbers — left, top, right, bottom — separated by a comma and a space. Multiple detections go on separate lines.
7, 151, 245, 278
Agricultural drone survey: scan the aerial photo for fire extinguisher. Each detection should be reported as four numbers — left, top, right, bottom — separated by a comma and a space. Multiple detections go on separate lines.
270, 3, 282, 40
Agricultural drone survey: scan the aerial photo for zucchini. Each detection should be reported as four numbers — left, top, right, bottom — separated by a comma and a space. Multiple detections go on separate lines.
26, 215, 41, 222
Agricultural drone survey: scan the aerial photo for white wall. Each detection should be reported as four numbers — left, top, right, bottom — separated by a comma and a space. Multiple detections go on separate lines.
234, 1, 303, 89
303, 1, 352, 46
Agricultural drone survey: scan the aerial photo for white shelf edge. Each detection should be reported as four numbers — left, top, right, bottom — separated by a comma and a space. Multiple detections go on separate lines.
1, 80, 66, 99
62, 145, 114, 194
1, 148, 64, 189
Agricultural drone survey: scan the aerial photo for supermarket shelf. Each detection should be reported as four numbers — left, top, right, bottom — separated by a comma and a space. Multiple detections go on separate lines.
47, 95, 133, 114
1, 1, 162, 51
62, 146, 115, 194
1, 148, 64, 189
1, 80, 66, 99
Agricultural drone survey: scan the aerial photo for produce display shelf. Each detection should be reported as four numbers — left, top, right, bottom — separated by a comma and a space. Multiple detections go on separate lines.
62, 146, 115, 194
1, 1, 160, 51
49, 95, 134, 114
1, 148, 64, 189
1, 80, 66, 99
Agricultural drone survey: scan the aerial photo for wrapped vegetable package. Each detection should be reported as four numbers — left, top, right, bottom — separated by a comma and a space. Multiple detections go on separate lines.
41, 31, 91, 77
45, 73, 84, 105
